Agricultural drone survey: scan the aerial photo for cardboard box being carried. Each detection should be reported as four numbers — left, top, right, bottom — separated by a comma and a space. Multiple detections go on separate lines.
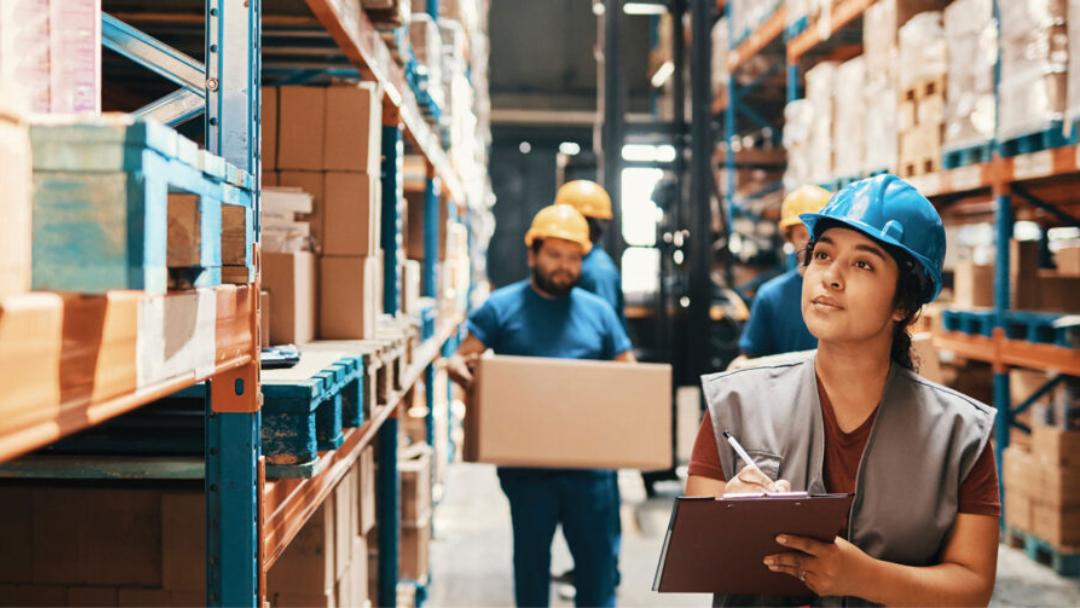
467, 356, 673, 470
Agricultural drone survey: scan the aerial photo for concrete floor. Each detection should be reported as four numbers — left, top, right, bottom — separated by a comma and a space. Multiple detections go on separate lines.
428, 463, 1080, 607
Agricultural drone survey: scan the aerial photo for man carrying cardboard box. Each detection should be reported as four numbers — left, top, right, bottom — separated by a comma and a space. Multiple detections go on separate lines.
448, 204, 634, 608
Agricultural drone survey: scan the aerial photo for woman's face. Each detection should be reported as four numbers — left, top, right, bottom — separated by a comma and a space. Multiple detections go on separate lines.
802, 227, 904, 345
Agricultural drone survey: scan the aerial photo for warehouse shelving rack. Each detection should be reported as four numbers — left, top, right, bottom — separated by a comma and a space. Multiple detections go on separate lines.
708, 0, 1079, 507
0, 1, 478, 606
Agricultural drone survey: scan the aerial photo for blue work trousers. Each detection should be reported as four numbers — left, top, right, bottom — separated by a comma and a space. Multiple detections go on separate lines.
498, 468, 619, 607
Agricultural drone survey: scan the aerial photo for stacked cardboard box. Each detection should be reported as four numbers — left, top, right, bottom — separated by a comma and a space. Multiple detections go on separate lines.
1004, 426, 1080, 549
782, 99, 814, 191
263, 83, 385, 341
998, 0, 1068, 144
399, 445, 433, 582
0, 487, 205, 606
804, 61, 837, 183
0, 82, 32, 298
897, 11, 946, 177
410, 13, 444, 112
0, 0, 101, 115
1058, 246, 1080, 276
1012, 239, 1080, 313
942, 0, 996, 153
1069, 0, 1080, 134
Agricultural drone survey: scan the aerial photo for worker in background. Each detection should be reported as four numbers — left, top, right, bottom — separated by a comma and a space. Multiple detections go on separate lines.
555, 180, 626, 328
553, 179, 625, 598
447, 204, 634, 608
729, 185, 833, 369
687, 175, 999, 605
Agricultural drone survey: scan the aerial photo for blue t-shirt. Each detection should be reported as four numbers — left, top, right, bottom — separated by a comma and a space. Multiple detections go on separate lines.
467, 280, 631, 360
737, 268, 818, 357
578, 246, 626, 328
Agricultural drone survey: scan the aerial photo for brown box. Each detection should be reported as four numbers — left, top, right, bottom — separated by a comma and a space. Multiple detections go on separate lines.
358, 447, 377, 536
323, 172, 381, 256
279, 171, 326, 249
1005, 489, 1033, 532
268, 501, 335, 595
262, 251, 316, 346
270, 591, 334, 608
262, 86, 279, 170
334, 466, 358, 580
468, 356, 673, 470
1033, 503, 1080, 548
263, 170, 280, 187
278, 87, 327, 171
0, 99, 31, 298
951, 262, 993, 308
1032, 425, 1080, 469
400, 447, 432, 526
910, 333, 943, 384
166, 194, 203, 267
399, 520, 431, 582
1010, 239, 1040, 280
68, 586, 120, 606
118, 588, 174, 607
260, 290, 271, 346
319, 255, 380, 340
1041, 463, 1080, 508
323, 83, 383, 174
1003, 446, 1035, 498
1034, 271, 1080, 313
1057, 247, 1080, 276
350, 537, 369, 606
161, 491, 205, 592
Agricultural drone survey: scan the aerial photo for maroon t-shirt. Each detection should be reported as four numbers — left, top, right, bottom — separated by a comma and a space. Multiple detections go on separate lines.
688, 380, 1001, 525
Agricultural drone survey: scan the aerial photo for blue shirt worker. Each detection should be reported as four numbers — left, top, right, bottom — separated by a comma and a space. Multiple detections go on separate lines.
447, 204, 634, 608
734, 185, 832, 364
555, 180, 626, 329
554, 179, 627, 595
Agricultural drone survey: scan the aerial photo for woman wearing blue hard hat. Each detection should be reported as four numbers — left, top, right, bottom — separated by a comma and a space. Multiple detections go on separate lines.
685, 175, 999, 605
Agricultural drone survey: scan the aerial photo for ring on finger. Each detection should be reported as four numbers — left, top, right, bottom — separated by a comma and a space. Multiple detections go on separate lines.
798, 570, 807, 582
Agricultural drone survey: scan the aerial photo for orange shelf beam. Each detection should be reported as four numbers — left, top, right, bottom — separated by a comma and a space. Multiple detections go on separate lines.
727, 6, 786, 72
786, 0, 874, 63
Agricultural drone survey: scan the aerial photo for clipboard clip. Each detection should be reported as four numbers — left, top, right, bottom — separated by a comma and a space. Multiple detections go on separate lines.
719, 491, 811, 500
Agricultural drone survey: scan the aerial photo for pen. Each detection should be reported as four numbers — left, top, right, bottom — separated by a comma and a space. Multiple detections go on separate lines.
722, 431, 770, 481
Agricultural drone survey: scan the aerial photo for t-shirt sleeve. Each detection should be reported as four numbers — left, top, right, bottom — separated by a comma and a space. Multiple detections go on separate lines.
958, 441, 1001, 517
466, 300, 498, 349
738, 291, 773, 357
687, 414, 727, 481
601, 301, 632, 358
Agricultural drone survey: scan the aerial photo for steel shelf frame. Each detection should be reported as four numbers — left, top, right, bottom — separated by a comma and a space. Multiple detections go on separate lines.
712, 0, 1080, 515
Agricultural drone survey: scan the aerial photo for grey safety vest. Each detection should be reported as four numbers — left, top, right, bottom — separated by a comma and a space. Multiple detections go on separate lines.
701, 352, 996, 607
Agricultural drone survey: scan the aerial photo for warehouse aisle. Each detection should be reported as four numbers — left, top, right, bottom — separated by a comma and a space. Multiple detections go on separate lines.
429, 463, 1080, 607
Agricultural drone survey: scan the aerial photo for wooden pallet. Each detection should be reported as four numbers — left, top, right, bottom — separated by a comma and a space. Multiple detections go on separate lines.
999, 122, 1071, 158
942, 142, 995, 170
899, 155, 940, 179
30, 115, 255, 294
1005, 527, 1080, 577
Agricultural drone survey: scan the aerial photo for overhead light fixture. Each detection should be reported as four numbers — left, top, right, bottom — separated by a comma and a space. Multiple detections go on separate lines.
592, 1, 606, 16
624, 2, 667, 15
650, 61, 675, 88
519, 141, 532, 154
559, 142, 582, 156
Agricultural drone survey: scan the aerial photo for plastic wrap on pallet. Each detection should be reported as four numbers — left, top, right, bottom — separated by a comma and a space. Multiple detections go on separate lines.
943, 0, 995, 151
782, 99, 814, 191
0, 0, 51, 113
49, 0, 100, 114
805, 61, 836, 183
863, 0, 897, 86
1070, 0, 1080, 133
863, 80, 898, 173
832, 56, 865, 179
898, 11, 946, 89
362, 0, 411, 28
786, 0, 809, 26
999, 0, 1068, 141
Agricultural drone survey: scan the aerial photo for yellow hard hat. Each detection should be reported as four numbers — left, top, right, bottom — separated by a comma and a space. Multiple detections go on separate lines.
555, 180, 613, 220
779, 185, 832, 231
524, 204, 593, 254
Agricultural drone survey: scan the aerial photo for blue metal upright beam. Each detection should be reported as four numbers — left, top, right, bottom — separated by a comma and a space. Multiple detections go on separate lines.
376, 416, 401, 607
102, 12, 206, 94
992, 190, 1013, 499
423, 177, 440, 298
204, 1, 261, 606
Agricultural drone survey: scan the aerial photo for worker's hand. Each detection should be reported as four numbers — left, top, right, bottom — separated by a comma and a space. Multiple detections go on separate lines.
726, 355, 752, 371
763, 534, 874, 597
722, 465, 791, 495
447, 353, 481, 389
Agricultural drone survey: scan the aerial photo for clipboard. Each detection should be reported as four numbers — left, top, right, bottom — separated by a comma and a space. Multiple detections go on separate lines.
652, 492, 855, 596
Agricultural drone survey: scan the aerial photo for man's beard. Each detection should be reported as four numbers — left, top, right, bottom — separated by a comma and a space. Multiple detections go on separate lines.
532, 267, 575, 297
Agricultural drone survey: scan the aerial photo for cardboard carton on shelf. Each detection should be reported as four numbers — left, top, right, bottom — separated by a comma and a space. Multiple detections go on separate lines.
262, 251, 316, 346
278, 86, 327, 171
1057, 246, 1080, 276
467, 356, 673, 470
268, 500, 336, 597
323, 83, 383, 174
952, 261, 994, 308
319, 255, 381, 340
400, 445, 433, 526
0, 86, 32, 298
262, 85, 279, 170
279, 171, 326, 250
357, 447, 377, 536
323, 172, 381, 257
399, 516, 431, 582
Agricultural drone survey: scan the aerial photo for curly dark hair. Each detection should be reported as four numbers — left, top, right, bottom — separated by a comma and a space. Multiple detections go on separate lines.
802, 223, 933, 371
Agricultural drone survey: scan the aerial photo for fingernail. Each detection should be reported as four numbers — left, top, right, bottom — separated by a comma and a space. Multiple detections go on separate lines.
762, 557, 772, 566
776, 535, 787, 544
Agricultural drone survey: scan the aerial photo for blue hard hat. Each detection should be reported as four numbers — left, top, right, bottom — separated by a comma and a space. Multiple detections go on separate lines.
800, 174, 946, 303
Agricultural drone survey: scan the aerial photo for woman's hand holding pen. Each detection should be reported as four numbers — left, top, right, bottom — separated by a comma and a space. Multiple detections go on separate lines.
722, 464, 792, 495
763, 534, 875, 597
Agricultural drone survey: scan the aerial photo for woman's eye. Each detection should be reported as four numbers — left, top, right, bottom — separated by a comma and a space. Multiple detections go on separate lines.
814, 251, 829, 261
855, 260, 873, 271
